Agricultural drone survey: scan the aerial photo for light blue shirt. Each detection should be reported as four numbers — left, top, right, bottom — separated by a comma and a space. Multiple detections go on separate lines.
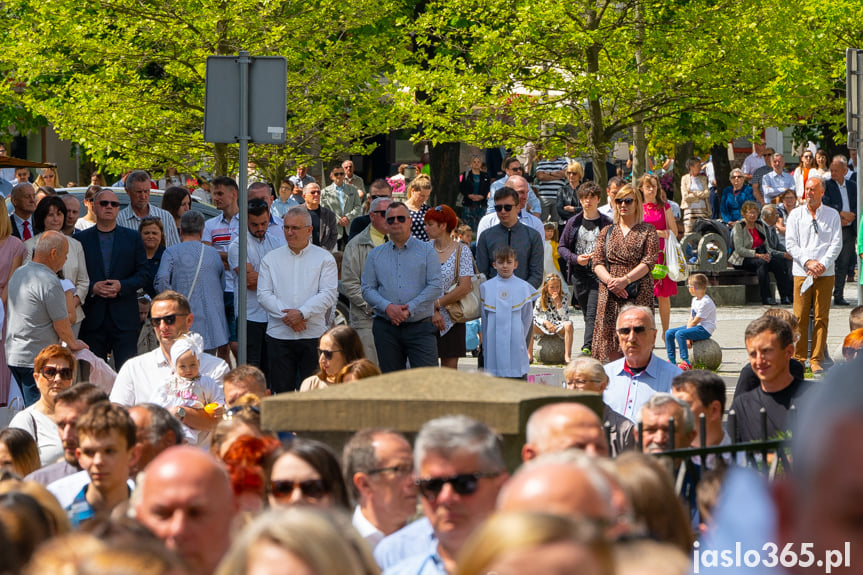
361, 236, 442, 321
272, 197, 301, 217
761, 170, 796, 201
374, 517, 436, 571
486, 178, 542, 214
603, 354, 682, 421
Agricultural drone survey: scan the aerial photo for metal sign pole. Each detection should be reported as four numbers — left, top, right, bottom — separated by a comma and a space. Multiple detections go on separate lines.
237, 50, 251, 365
847, 49, 862, 306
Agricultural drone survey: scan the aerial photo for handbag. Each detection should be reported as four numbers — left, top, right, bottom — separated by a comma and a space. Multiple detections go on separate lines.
445, 244, 486, 323
603, 224, 639, 300
664, 232, 690, 282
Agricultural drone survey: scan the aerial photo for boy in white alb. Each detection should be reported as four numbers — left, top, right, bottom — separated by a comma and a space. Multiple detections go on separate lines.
480, 246, 539, 378
664, 273, 716, 370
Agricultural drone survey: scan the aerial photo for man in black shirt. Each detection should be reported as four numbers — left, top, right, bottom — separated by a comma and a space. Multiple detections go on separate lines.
730, 315, 812, 442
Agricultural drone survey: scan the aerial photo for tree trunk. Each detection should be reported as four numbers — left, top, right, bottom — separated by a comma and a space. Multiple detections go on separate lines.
429, 142, 460, 208
673, 141, 694, 203
632, 123, 647, 183
214, 143, 229, 178
711, 143, 732, 196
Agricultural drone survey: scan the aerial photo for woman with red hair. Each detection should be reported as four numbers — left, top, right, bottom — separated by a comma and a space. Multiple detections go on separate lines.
222, 434, 281, 515
843, 329, 863, 362
424, 205, 474, 368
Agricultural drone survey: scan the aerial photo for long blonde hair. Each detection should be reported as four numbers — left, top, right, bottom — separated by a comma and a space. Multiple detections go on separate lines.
612, 184, 643, 224
0, 197, 12, 239
539, 273, 564, 312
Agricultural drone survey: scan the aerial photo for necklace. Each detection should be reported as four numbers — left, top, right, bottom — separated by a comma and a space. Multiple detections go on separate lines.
434, 239, 453, 253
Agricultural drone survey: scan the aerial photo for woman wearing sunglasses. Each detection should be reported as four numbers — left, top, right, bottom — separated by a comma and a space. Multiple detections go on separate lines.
590, 184, 659, 363
299, 326, 365, 391
8, 345, 77, 465
266, 438, 350, 510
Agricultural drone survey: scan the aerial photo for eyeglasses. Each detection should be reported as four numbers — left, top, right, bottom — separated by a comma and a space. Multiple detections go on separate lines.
731, 175, 743, 179
317, 347, 342, 360
99, 200, 120, 208
386, 215, 408, 224
305, 189, 321, 195
223, 405, 261, 420
494, 204, 516, 212
332, 172, 345, 176
415, 472, 501, 501
270, 478, 329, 500
617, 325, 650, 335
566, 378, 598, 387
614, 197, 635, 205
149, 313, 188, 327
367, 463, 413, 477
41, 366, 74, 380
567, 171, 580, 176
372, 210, 387, 217
510, 166, 523, 172
284, 225, 310, 232
370, 194, 389, 200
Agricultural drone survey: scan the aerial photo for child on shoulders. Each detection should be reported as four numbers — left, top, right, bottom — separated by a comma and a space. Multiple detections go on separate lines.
665, 273, 716, 370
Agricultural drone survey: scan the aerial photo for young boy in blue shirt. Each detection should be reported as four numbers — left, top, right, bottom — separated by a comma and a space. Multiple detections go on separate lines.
665, 273, 716, 370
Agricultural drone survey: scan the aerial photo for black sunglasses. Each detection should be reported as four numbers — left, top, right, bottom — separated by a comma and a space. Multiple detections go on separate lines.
317, 347, 342, 360
332, 172, 345, 176
150, 313, 189, 327
99, 200, 121, 208
41, 366, 74, 380
617, 325, 650, 335
270, 478, 329, 500
415, 472, 500, 501
223, 405, 261, 420
372, 210, 387, 217
370, 194, 389, 200
510, 166, 523, 172
494, 204, 516, 212
614, 198, 635, 206
386, 215, 408, 224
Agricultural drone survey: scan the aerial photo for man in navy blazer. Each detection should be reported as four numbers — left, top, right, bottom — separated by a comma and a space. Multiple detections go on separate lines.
77, 189, 150, 368
824, 156, 857, 305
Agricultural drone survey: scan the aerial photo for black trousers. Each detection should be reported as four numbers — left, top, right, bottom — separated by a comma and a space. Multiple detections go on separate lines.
266, 336, 318, 394
736, 254, 793, 303
246, 321, 269, 376
571, 267, 599, 351
372, 317, 438, 373
79, 315, 138, 371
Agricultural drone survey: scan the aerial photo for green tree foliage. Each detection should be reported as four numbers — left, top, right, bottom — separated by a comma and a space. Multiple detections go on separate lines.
1, 0, 411, 175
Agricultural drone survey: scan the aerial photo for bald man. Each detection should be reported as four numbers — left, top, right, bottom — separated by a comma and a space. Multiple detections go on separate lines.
522, 402, 610, 460
136, 446, 237, 575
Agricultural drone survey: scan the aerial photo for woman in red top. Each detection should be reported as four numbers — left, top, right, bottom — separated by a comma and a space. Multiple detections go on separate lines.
639, 173, 678, 337
729, 201, 793, 305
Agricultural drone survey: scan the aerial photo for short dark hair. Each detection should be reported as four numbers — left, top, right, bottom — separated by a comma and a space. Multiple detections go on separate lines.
672, 370, 727, 412
133, 403, 184, 446
342, 428, 406, 502
607, 176, 626, 189
32, 196, 67, 234
369, 179, 392, 194
248, 199, 270, 217
744, 315, 793, 349
689, 273, 708, 290
493, 245, 517, 262
151, 290, 191, 314
266, 439, 350, 510
212, 176, 239, 192
279, 177, 294, 189
576, 181, 602, 200
54, 382, 109, 407
494, 186, 519, 205
76, 402, 137, 450
161, 186, 191, 219
850, 305, 863, 331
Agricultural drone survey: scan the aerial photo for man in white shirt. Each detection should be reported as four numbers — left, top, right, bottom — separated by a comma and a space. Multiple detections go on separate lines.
257, 206, 339, 392
228, 199, 285, 375
476, 175, 544, 240
761, 153, 797, 202
110, 291, 229, 422
343, 428, 418, 549
785, 177, 843, 374
116, 170, 181, 246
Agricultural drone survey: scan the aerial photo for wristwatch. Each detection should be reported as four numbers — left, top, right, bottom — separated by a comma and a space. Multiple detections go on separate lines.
176, 406, 186, 421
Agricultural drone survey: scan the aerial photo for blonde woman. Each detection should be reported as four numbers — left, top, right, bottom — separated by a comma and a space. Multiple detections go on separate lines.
33, 166, 59, 190
405, 174, 432, 241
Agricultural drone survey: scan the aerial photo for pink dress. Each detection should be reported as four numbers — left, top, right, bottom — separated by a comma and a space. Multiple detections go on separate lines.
642, 202, 678, 298
0, 236, 26, 404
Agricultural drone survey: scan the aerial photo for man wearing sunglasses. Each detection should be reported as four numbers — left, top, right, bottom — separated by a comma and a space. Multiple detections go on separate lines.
475, 184, 544, 290
117, 170, 181, 247
110, 291, 229, 432
485, 156, 542, 217
381, 415, 508, 574
343, 196, 393, 364
301, 182, 337, 251
349, 179, 393, 242
77, 188, 150, 370
602, 305, 682, 422
321, 165, 362, 250
361, 202, 441, 373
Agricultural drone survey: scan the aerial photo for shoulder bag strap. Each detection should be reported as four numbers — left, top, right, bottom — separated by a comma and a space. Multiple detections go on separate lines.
187, 243, 206, 300
603, 224, 614, 270
451, 242, 461, 289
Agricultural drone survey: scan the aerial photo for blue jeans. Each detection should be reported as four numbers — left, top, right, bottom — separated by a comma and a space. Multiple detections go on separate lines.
665, 325, 711, 364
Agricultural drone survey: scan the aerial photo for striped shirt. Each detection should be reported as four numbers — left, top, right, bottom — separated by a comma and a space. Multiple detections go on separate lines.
117, 205, 181, 247
203, 212, 240, 292
534, 157, 569, 199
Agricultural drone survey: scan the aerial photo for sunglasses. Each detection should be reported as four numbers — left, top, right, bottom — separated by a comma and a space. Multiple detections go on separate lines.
415, 471, 500, 501
270, 478, 329, 500
41, 366, 74, 380
617, 325, 650, 335
370, 194, 389, 200
223, 405, 261, 420
614, 198, 635, 206
494, 204, 516, 212
731, 175, 743, 179
99, 200, 121, 208
372, 210, 387, 217
510, 166, 523, 172
317, 347, 342, 360
332, 172, 345, 176
149, 313, 189, 327
368, 463, 413, 477
386, 215, 408, 224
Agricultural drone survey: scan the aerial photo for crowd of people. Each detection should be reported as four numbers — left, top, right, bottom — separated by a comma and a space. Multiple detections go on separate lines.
0, 143, 859, 574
